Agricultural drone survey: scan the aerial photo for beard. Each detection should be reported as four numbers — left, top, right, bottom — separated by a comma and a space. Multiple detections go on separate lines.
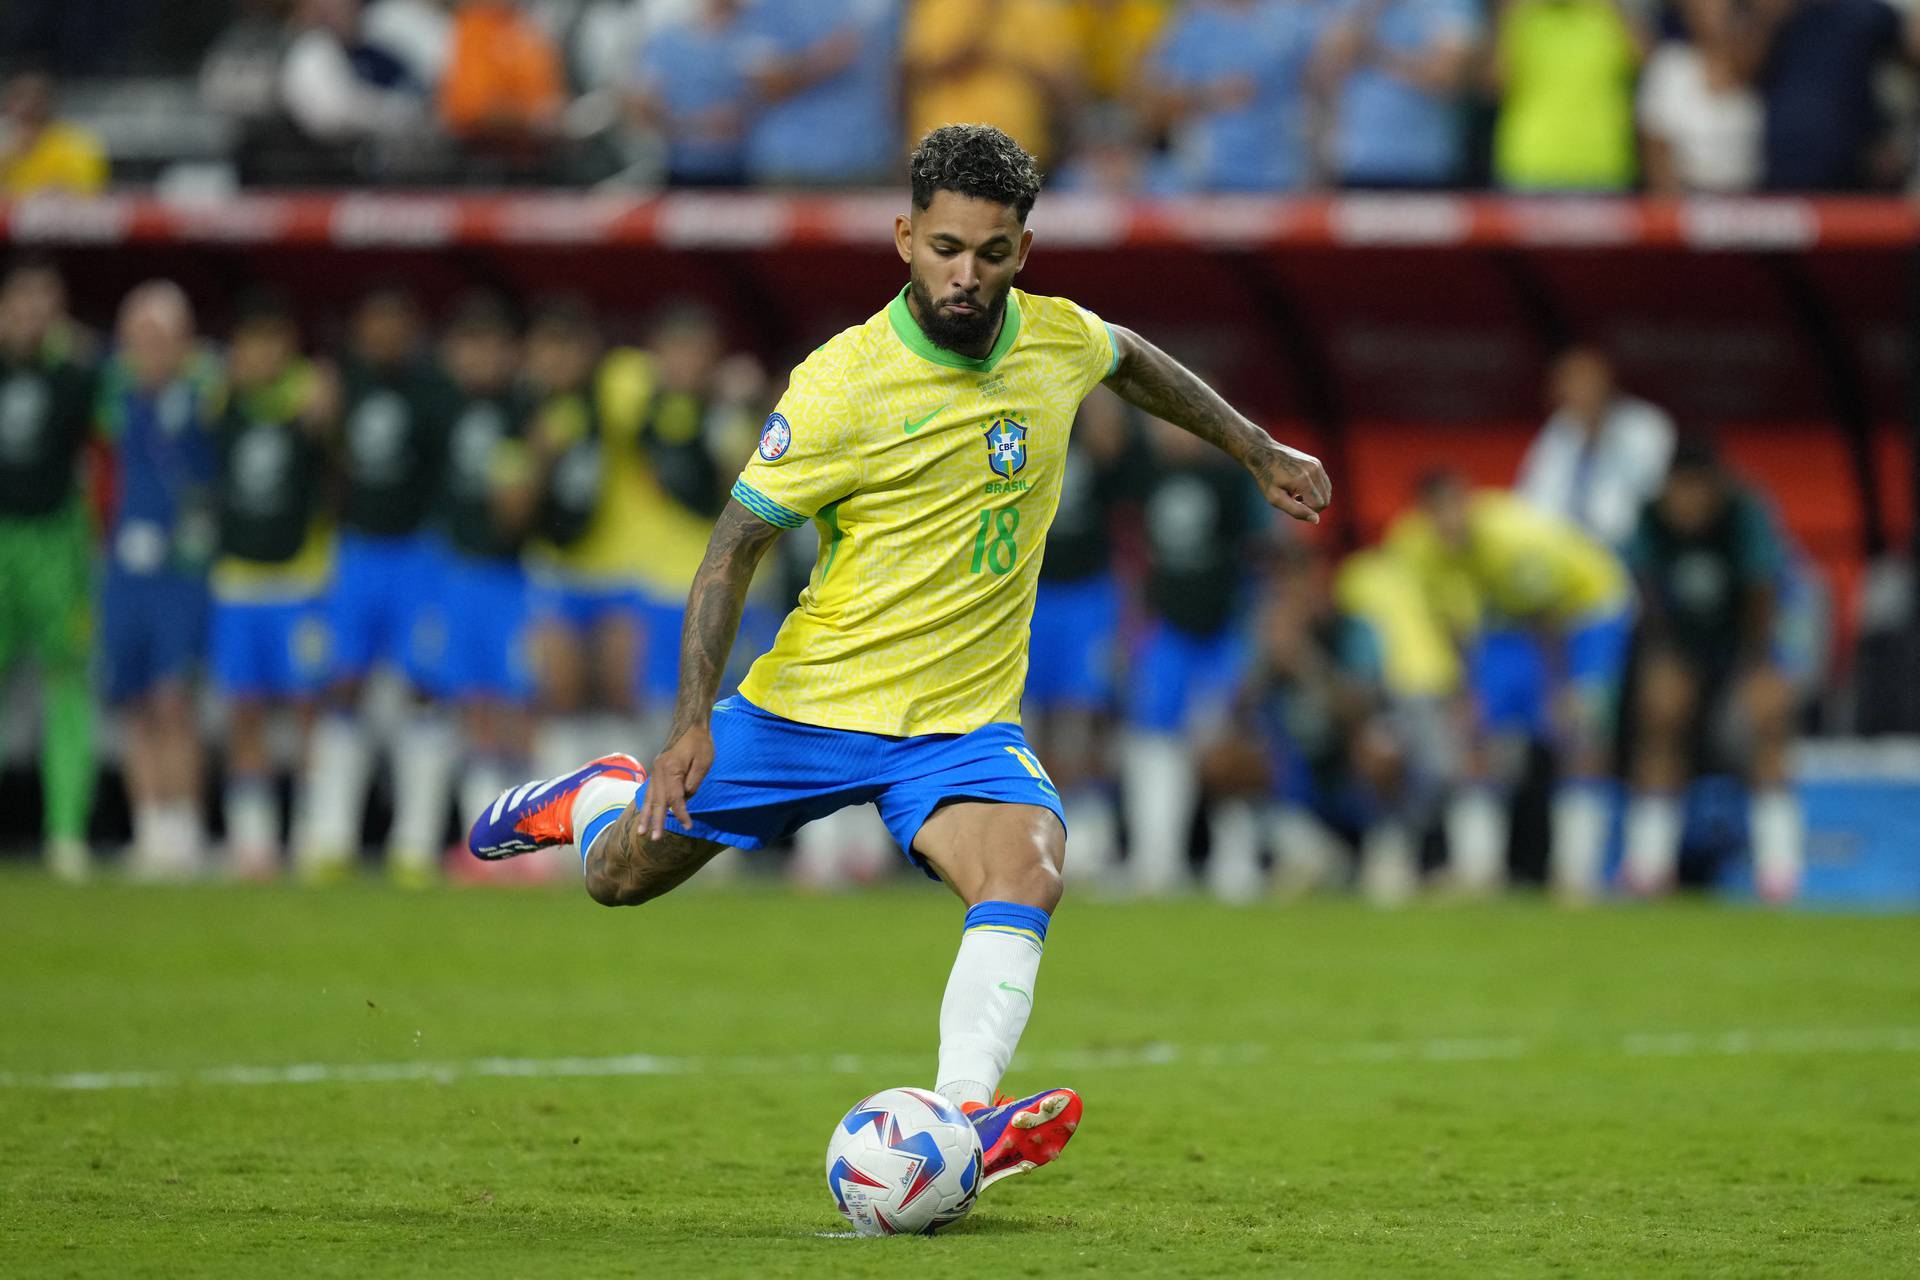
908, 273, 1005, 353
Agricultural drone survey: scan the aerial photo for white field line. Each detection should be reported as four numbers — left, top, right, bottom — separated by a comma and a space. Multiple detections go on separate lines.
3, 1027, 1919, 1093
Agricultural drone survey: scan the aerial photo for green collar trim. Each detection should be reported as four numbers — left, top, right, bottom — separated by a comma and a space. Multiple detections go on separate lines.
887, 286, 1021, 372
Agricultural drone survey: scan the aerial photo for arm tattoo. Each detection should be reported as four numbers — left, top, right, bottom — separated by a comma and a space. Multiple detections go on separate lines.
666, 498, 782, 743
1102, 325, 1267, 466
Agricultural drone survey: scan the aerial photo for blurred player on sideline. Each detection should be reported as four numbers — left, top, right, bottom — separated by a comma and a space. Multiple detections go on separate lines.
434, 292, 541, 845
0, 257, 99, 880
1620, 437, 1804, 901
98, 282, 221, 880
522, 298, 650, 875
296, 287, 459, 884
1023, 385, 1137, 886
467, 126, 1330, 1190
1122, 417, 1269, 897
209, 292, 337, 878
1387, 473, 1630, 901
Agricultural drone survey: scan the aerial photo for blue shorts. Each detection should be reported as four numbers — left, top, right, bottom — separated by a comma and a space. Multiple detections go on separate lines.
530, 577, 647, 634
644, 695, 1067, 876
638, 593, 686, 700
1127, 620, 1248, 734
436, 551, 531, 701
100, 566, 208, 705
1471, 609, 1632, 735
1026, 573, 1120, 711
327, 532, 442, 686
210, 594, 329, 700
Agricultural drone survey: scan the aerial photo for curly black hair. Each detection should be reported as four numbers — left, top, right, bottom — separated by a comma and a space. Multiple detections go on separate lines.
908, 124, 1043, 222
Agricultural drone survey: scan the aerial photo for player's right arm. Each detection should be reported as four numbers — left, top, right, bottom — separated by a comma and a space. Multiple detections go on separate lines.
639, 499, 784, 839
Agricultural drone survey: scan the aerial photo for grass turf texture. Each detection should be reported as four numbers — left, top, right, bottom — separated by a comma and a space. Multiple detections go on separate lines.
2, 869, 1916, 1277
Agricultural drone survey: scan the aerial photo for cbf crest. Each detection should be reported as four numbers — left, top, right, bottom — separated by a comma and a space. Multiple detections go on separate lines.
983, 418, 1028, 479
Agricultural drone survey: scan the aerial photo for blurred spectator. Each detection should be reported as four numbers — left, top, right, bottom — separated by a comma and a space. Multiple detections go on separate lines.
1386, 476, 1630, 900
363, 0, 455, 92
1515, 344, 1675, 550
1067, 0, 1174, 105
0, 258, 100, 881
434, 292, 540, 841
1201, 543, 1426, 904
208, 291, 336, 878
299, 287, 458, 885
439, 0, 565, 142
624, 301, 763, 720
1621, 437, 1803, 900
1637, 0, 1762, 194
1316, 0, 1480, 189
1490, 0, 1644, 192
1026, 387, 1140, 886
1122, 419, 1269, 895
902, 0, 1083, 168
741, 0, 900, 186
0, 71, 109, 196
628, 0, 755, 187
281, 0, 427, 146
1737, 0, 1919, 191
522, 299, 649, 865
201, 0, 296, 128
99, 283, 222, 882
1142, 0, 1327, 192
1052, 104, 1178, 194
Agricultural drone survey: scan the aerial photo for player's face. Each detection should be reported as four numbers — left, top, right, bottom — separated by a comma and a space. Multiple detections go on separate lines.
525, 326, 596, 393
653, 323, 720, 393
895, 190, 1033, 354
1659, 468, 1724, 535
1423, 483, 1471, 550
353, 297, 420, 367
445, 329, 517, 394
0, 268, 64, 353
227, 323, 297, 390
118, 305, 192, 390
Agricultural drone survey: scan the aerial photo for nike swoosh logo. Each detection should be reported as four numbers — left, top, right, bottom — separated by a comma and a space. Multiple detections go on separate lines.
997, 982, 1032, 1004
903, 404, 950, 434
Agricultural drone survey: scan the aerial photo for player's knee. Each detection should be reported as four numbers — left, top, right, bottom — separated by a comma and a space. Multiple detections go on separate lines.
980, 812, 1066, 913
585, 861, 662, 908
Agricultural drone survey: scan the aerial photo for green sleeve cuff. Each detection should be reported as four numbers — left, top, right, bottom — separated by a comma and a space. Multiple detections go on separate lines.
731, 478, 808, 529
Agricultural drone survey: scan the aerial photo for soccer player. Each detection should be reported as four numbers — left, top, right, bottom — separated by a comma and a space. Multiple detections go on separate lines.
1385, 473, 1631, 901
433, 292, 542, 840
297, 287, 459, 884
0, 257, 99, 881
1619, 437, 1803, 901
98, 282, 222, 881
208, 291, 336, 878
468, 126, 1329, 1188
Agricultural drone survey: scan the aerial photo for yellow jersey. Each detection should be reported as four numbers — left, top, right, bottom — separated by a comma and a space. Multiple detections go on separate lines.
1384, 490, 1628, 637
733, 287, 1117, 736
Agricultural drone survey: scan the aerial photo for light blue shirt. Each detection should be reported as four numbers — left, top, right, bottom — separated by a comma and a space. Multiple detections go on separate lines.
1332, 0, 1477, 185
636, 16, 756, 181
1152, 0, 1327, 192
742, 0, 900, 184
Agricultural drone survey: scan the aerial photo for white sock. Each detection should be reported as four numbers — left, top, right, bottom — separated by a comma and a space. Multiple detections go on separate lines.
936, 902, 1049, 1109
131, 801, 163, 868
296, 715, 373, 865
158, 800, 205, 873
1205, 799, 1265, 903
1446, 786, 1509, 893
1269, 805, 1344, 896
1623, 792, 1682, 894
1061, 790, 1118, 884
1122, 732, 1195, 895
225, 777, 280, 869
388, 714, 455, 867
1359, 821, 1419, 907
1550, 783, 1611, 901
572, 774, 641, 865
1750, 789, 1804, 902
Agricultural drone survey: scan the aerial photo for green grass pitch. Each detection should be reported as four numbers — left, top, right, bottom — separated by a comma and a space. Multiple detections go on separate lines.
3, 868, 1917, 1277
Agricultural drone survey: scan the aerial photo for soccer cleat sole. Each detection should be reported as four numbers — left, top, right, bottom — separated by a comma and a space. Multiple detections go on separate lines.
980, 1089, 1081, 1189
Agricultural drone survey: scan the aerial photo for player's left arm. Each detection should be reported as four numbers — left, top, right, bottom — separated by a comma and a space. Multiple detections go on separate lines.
1103, 324, 1331, 523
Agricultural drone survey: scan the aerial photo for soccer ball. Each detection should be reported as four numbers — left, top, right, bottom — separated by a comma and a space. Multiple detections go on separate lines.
824, 1087, 984, 1236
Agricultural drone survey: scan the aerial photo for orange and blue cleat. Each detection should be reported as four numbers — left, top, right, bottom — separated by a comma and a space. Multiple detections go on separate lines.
962, 1087, 1082, 1189
467, 754, 645, 861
